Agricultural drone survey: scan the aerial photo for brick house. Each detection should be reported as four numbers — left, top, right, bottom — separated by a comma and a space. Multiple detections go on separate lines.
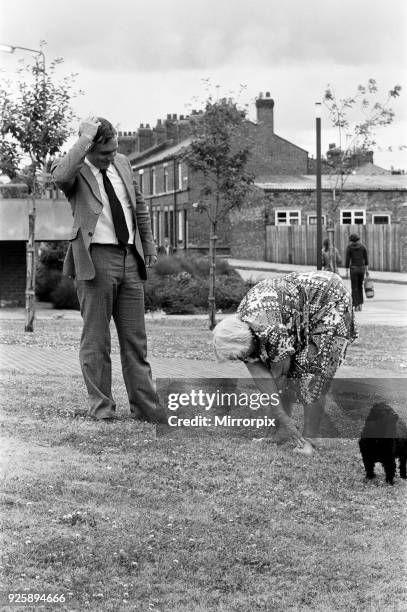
119, 92, 308, 253
229, 174, 407, 271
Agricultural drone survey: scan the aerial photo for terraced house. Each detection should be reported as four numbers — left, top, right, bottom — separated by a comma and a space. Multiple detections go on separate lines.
118, 92, 308, 254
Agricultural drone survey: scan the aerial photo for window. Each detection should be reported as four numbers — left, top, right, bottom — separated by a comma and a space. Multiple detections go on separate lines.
138, 169, 144, 193
178, 210, 184, 242
158, 210, 163, 244
152, 211, 158, 240
149, 167, 155, 195
151, 167, 156, 195
307, 214, 326, 225
163, 164, 169, 192
164, 210, 169, 238
372, 213, 391, 225
177, 162, 183, 190
275, 210, 301, 226
340, 210, 366, 225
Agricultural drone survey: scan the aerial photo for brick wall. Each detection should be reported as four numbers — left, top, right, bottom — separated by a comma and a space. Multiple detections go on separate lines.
230, 188, 267, 260
243, 123, 308, 178
263, 189, 407, 224
0, 241, 26, 306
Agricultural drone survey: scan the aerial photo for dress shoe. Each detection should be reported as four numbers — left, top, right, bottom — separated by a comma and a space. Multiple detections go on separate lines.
71, 408, 118, 421
99, 415, 119, 422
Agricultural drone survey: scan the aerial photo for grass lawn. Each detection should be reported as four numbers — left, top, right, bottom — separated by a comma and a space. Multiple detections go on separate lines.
1, 318, 406, 611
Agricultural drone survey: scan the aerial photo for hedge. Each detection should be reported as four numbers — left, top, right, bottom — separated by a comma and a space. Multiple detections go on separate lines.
38, 253, 251, 313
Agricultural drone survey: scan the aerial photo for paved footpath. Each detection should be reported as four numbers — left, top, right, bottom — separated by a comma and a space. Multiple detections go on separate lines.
1, 342, 404, 380
227, 259, 407, 285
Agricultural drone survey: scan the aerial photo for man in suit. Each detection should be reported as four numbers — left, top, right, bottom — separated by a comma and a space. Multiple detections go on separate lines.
52, 116, 164, 422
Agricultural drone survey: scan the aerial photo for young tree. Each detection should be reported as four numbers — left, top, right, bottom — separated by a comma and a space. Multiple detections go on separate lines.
322, 79, 402, 271
0, 46, 80, 331
184, 96, 254, 329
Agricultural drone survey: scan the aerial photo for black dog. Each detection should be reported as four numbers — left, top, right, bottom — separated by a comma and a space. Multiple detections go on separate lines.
359, 403, 407, 485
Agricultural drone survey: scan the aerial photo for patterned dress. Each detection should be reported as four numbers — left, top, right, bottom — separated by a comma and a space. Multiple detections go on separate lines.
237, 271, 358, 405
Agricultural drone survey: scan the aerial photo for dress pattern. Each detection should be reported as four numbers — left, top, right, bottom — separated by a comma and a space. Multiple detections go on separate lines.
237, 271, 358, 405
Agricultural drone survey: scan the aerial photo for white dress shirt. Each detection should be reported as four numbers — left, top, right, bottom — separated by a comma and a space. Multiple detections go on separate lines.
85, 158, 135, 245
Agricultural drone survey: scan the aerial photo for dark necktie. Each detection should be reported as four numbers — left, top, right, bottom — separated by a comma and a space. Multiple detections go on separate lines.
100, 169, 129, 245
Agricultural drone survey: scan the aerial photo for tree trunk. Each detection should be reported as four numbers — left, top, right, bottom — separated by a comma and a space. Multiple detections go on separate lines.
208, 221, 217, 330
327, 221, 336, 273
25, 192, 36, 332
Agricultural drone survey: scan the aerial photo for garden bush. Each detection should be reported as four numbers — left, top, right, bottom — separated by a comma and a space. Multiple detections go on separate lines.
153, 255, 185, 277
36, 241, 68, 301
144, 266, 250, 314
154, 254, 237, 279
50, 277, 80, 310
36, 268, 63, 302
37, 250, 248, 313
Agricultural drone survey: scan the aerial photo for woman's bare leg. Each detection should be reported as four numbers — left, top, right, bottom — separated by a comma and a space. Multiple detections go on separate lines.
245, 360, 306, 447
303, 395, 326, 439
292, 394, 327, 455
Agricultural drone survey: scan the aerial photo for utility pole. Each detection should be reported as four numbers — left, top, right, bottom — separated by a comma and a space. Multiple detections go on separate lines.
315, 102, 322, 270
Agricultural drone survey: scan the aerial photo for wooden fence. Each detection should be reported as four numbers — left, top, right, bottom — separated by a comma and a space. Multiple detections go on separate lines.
265, 224, 401, 271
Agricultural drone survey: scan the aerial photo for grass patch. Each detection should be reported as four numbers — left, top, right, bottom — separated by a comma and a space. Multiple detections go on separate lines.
1, 318, 406, 610
1, 370, 406, 611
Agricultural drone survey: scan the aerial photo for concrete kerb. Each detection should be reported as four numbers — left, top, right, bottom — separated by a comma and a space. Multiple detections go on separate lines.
227, 259, 407, 285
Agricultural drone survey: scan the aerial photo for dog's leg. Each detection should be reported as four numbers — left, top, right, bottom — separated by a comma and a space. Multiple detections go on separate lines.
383, 458, 396, 485
399, 455, 407, 479
362, 455, 376, 480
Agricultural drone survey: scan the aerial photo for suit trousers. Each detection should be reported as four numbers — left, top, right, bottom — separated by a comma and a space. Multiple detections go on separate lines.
76, 244, 158, 420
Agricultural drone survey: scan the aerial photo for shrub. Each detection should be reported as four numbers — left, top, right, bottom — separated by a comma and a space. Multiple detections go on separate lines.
153, 255, 184, 277
36, 268, 63, 302
50, 277, 80, 310
153, 254, 236, 279
144, 268, 249, 314
188, 256, 235, 278
35, 241, 68, 301
38, 241, 68, 270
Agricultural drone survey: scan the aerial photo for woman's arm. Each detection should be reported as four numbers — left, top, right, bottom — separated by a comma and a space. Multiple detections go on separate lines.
245, 360, 305, 445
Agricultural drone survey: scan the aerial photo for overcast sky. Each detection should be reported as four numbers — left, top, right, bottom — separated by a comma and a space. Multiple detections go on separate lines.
1, 0, 406, 169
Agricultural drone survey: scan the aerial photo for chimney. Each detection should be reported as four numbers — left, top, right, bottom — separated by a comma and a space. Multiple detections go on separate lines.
255, 91, 274, 132
154, 118, 167, 144
165, 115, 178, 143
138, 124, 153, 152
117, 130, 138, 156
177, 116, 192, 142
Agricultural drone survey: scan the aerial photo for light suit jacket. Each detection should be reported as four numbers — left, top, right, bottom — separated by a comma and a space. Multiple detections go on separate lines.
51, 135, 156, 280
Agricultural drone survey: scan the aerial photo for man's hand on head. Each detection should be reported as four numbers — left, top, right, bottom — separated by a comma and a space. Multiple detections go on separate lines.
79, 116, 101, 142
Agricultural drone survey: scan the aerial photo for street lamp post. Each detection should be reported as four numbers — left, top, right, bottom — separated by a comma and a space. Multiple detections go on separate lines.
1, 43, 46, 332
315, 102, 322, 270
0, 44, 45, 70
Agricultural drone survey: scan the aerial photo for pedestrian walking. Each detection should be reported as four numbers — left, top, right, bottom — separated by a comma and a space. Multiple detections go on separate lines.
322, 238, 342, 272
345, 234, 369, 311
52, 116, 165, 422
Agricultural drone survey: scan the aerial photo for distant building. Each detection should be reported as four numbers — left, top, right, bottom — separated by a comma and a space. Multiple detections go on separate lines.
229, 173, 407, 271
308, 143, 392, 175
119, 92, 308, 252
